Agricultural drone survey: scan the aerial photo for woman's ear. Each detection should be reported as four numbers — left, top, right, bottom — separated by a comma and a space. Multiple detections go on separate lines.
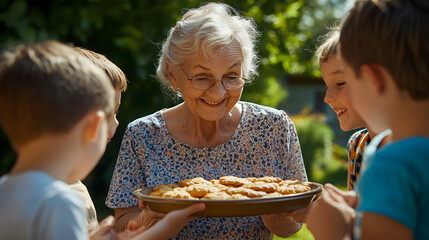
361, 64, 387, 95
82, 111, 105, 142
166, 63, 179, 90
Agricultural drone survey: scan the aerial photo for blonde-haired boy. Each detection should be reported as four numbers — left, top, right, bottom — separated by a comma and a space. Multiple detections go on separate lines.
70, 46, 129, 232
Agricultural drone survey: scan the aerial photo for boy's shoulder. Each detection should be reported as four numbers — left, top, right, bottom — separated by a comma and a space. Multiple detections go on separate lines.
0, 171, 83, 204
0, 171, 87, 238
368, 136, 429, 170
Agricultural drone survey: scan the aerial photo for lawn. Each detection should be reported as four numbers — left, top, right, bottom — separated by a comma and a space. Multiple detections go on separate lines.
274, 224, 315, 240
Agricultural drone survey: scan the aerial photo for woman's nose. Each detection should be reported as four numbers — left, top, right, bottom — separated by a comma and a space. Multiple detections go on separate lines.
207, 79, 227, 96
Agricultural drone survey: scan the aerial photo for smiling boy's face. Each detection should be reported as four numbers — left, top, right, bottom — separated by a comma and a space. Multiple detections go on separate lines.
322, 56, 366, 131
107, 89, 122, 143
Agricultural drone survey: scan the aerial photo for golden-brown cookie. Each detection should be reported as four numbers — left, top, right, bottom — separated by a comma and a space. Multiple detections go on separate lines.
185, 184, 217, 198
150, 184, 178, 197
162, 189, 197, 199
243, 182, 278, 193
230, 194, 250, 200
256, 176, 282, 183
219, 176, 251, 187
277, 184, 311, 195
263, 192, 283, 198
225, 187, 267, 198
202, 191, 232, 200
178, 177, 211, 187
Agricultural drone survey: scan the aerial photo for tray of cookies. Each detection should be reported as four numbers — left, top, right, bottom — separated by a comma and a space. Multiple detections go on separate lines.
132, 176, 323, 217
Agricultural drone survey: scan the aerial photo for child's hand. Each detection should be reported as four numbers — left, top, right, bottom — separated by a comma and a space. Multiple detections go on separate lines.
129, 203, 205, 240
306, 183, 357, 240
89, 216, 116, 240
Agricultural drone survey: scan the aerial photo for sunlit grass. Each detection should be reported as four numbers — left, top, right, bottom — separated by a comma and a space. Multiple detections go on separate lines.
274, 224, 315, 240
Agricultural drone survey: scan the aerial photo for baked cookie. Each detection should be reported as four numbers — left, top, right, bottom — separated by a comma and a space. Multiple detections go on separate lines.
225, 187, 267, 198
162, 189, 197, 199
277, 184, 311, 195
256, 176, 282, 183
150, 184, 178, 197
243, 182, 278, 193
185, 183, 217, 198
178, 177, 211, 187
203, 191, 232, 200
219, 176, 251, 187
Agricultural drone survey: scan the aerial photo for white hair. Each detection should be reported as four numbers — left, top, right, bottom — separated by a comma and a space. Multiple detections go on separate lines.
156, 2, 260, 96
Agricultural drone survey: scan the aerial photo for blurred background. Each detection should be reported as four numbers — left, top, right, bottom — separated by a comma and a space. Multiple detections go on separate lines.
0, 0, 356, 239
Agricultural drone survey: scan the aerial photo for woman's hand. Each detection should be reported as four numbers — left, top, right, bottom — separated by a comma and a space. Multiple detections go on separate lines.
134, 200, 167, 229
306, 183, 357, 240
260, 211, 302, 238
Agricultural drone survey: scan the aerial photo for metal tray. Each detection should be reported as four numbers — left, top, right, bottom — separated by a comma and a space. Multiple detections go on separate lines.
132, 182, 323, 217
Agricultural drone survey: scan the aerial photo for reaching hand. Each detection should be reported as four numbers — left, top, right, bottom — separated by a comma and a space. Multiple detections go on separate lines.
306, 183, 357, 240
130, 203, 206, 240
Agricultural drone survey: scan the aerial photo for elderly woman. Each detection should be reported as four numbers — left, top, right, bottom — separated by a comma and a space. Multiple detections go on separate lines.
106, 2, 307, 239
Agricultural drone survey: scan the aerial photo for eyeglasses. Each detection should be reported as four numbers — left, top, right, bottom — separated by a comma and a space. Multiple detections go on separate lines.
181, 67, 246, 91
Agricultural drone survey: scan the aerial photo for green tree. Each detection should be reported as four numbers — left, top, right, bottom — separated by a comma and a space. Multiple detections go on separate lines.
0, 0, 347, 222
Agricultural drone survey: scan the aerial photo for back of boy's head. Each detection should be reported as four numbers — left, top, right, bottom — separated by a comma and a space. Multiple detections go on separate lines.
0, 40, 115, 149
74, 47, 128, 92
339, 0, 429, 100
316, 26, 340, 65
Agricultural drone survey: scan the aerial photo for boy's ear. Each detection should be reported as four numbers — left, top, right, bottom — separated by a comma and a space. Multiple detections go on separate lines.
166, 63, 179, 90
361, 64, 386, 95
82, 111, 105, 142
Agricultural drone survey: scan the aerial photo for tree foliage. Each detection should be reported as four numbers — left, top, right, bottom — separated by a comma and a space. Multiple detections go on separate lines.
0, 0, 346, 218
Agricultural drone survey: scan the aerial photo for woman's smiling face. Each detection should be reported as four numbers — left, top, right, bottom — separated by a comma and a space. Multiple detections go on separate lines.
322, 55, 365, 131
171, 45, 244, 122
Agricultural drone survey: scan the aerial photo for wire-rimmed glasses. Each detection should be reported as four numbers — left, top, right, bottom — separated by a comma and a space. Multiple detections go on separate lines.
181, 67, 246, 91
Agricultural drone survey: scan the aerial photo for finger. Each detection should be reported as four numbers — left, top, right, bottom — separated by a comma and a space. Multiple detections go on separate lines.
97, 216, 115, 233
139, 200, 146, 210
126, 220, 140, 231
177, 203, 206, 217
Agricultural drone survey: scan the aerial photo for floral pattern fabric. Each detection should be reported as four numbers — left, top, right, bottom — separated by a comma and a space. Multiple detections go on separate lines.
106, 101, 307, 240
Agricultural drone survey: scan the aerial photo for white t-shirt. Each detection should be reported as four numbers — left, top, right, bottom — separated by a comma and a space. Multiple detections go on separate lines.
0, 171, 88, 240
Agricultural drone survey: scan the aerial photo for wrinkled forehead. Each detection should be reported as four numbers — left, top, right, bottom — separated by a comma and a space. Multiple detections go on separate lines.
186, 43, 243, 67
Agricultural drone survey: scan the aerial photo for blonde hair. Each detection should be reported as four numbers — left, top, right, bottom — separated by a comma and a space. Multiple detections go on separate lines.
316, 26, 340, 65
0, 41, 114, 148
75, 47, 128, 92
156, 2, 260, 96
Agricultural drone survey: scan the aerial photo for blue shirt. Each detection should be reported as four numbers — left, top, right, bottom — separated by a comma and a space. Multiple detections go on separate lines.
355, 133, 429, 239
0, 171, 88, 240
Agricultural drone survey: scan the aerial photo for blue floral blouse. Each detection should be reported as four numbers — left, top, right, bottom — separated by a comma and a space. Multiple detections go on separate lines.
106, 101, 307, 239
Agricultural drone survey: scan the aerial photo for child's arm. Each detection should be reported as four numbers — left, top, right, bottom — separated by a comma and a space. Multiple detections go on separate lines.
306, 184, 357, 240
360, 212, 412, 240
127, 203, 205, 240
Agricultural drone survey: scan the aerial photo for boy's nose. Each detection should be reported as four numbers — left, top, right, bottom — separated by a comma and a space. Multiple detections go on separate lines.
324, 89, 334, 103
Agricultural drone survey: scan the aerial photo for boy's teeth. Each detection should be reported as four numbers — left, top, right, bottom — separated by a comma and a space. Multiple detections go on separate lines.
336, 109, 346, 114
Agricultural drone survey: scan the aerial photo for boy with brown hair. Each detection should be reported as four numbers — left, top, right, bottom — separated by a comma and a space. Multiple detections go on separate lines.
0, 40, 204, 239
0, 40, 116, 239
307, 0, 429, 239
